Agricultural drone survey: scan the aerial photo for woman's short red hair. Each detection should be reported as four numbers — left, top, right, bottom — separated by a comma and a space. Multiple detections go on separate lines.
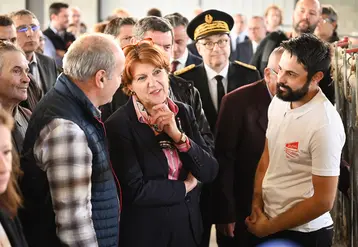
121, 40, 170, 95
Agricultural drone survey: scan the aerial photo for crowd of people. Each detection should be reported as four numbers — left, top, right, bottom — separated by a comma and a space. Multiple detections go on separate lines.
0, 0, 349, 246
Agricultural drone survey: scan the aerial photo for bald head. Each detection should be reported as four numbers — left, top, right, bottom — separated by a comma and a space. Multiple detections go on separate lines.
293, 0, 321, 35
267, 47, 284, 69
247, 16, 266, 43
63, 33, 124, 82
296, 0, 320, 8
264, 47, 284, 96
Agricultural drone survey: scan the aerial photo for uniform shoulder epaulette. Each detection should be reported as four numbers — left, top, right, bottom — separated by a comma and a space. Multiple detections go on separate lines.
174, 64, 196, 76
234, 60, 257, 71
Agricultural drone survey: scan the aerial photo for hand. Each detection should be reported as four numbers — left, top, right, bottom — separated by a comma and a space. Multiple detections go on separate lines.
184, 172, 198, 193
216, 223, 235, 237
150, 103, 181, 141
56, 50, 66, 58
246, 203, 261, 225
245, 206, 271, 238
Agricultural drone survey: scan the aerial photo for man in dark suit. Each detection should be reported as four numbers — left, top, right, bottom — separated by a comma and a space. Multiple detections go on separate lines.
11, 10, 58, 96
164, 13, 202, 73
229, 13, 249, 60
212, 47, 283, 247
43, 2, 76, 67
233, 16, 266, 64
175, 9, 260, 247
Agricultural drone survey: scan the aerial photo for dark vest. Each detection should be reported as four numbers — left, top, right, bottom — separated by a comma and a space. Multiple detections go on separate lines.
43, 28, 75, 51
20, 74, 119, 247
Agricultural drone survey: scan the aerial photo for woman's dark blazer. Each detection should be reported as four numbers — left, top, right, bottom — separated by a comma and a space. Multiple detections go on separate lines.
105, 98, 218, 246
0, 209, 28, 247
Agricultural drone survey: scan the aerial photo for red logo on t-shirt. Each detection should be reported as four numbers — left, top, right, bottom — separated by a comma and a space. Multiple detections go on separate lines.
285, 142, 299, 158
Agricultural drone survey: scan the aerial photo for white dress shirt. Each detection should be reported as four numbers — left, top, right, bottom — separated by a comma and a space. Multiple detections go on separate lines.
252, 40, 259, 54
171, 48, 189, 71
204, 62, 230, 112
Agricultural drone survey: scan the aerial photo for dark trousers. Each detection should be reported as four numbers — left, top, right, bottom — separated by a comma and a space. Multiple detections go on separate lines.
251, 225, 334, 247
216, 222, 253, 247
199, 221, 211, 247
216, 231, 236, 247
199, 184, 212, 247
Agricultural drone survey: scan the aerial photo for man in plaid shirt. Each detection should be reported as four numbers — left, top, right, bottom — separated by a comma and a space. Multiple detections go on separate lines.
20, 33, 125, 247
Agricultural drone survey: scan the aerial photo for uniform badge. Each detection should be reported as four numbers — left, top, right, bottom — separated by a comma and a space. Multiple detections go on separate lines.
205, 14, 213, 24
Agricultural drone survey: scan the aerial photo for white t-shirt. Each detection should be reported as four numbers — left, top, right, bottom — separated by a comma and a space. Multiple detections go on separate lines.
262, 89, 345, 232
0, 222, 11, 247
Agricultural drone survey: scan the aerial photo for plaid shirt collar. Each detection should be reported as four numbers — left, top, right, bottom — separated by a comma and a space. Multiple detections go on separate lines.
55, 73, 101, 119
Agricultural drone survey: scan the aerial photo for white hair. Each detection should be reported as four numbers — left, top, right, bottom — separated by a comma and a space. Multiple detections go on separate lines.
63, 33, 118, 81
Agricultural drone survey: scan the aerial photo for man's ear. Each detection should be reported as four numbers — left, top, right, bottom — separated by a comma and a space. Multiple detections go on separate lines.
130, 37, 137, 45
311, 71, 324, 86
50, 13, 57, 21
332, 22, 338, 30
263, 67, 271, 83
95, 69, 106, 89
196, 42, 203, 56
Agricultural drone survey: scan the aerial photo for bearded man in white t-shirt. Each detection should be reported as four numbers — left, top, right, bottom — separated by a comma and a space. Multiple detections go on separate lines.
245, 33, 345, 247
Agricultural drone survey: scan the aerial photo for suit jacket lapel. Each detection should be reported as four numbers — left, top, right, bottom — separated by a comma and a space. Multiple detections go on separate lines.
227, 62, 241, 92
125, 100, 169, 174
248, 41, 254, 61
194, 64, 217, 118
185, 54, 191, 67
36, 55, 48, 93
255, 80, 271, 132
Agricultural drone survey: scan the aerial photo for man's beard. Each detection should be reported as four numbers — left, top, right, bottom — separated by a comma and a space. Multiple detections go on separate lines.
293, 19, 318, 34
276, 79, 311, 102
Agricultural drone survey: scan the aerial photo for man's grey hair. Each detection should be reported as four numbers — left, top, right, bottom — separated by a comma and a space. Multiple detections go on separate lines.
164, 13, 189, 28
133, 16, 173, 42
9, 9, 37, 20
63, 33, 118, 81
104, 17, 136, 38
0, 41, 25, 71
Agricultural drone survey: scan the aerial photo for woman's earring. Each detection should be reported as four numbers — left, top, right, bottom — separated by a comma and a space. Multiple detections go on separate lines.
130, 90, 136, 95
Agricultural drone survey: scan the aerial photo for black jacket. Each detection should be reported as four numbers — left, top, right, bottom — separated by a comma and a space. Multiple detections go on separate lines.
105, 99, 218, 247
35, 52, 58, 94
0, 209, 28, 247
187, 42, 200, 58
43, 28, 75, 52
186, 51, 202, 66
233, 39, 254, 64
250, 30, 288, 76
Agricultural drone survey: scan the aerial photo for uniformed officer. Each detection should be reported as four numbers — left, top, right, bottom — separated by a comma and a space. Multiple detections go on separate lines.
175, 9, 261, 247
175, 9, 261, 134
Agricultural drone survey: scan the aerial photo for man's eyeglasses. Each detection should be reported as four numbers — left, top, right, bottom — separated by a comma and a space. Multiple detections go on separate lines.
198, 39, 229, 50
321, 18, 334, 24
16, 25, 40, 33
269, 68, 278, 76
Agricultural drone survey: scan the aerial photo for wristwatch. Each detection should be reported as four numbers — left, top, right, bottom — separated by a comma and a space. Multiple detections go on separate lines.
177, 132, 188, 144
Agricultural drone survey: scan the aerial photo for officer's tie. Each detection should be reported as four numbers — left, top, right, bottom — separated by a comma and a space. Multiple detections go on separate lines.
215, 75, 225, 111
